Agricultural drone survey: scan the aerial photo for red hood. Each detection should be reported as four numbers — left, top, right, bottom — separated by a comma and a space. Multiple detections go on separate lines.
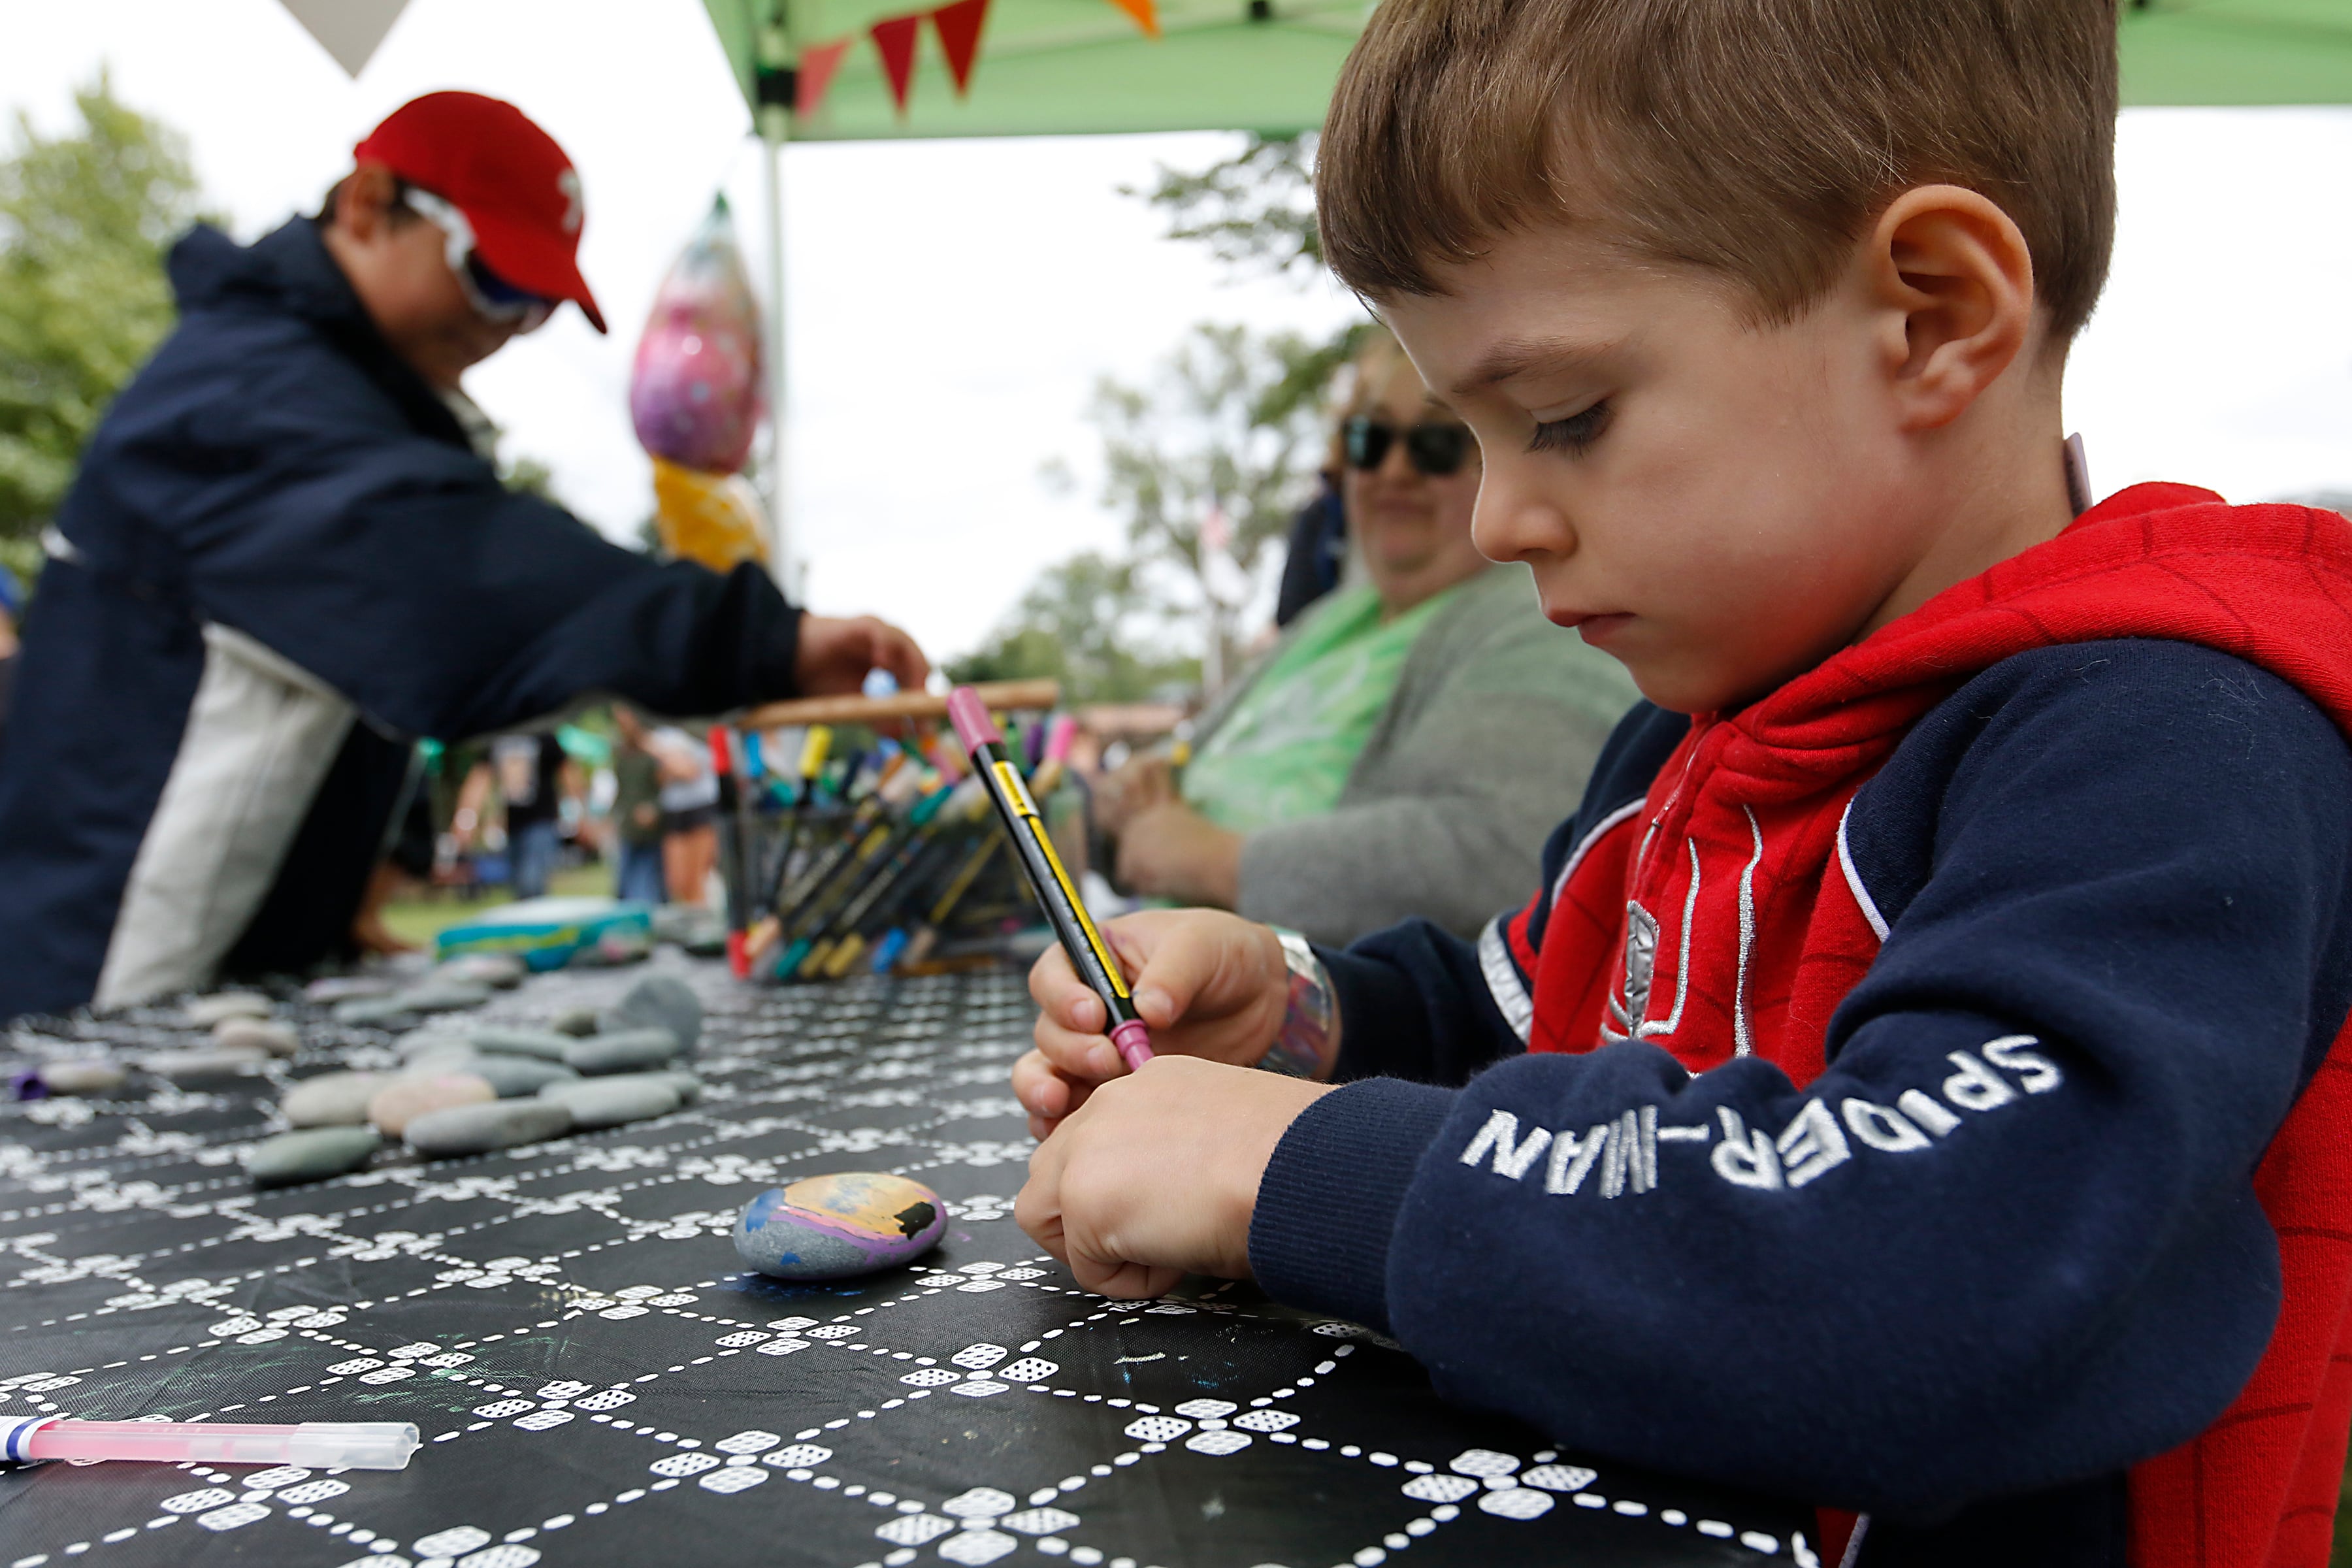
1713, 483, 2352, 804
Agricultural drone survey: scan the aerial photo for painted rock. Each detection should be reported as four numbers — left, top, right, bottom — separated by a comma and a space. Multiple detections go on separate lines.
404, 1100, 573, 1158
466, 1026, 578, 1062
550, 1007, 600, 1037
537, 1075, 679, 1130
186, 992, 272, 1027
140, 1045, 269, 1084
564, 1028, 680, 1076
214, 1017, 301, 1057
600, 974, 701, 1052
456, 1054, 578, 1098
39, 1059, 127, 1096
436, 953, 526, 989
367, 1072, 495, 1135
249, 1126, 380, 1187
282, 1071, 387, 1127
732, 1172, 946, 1282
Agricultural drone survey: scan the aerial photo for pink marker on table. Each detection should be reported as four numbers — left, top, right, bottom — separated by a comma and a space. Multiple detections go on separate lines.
1, 1416, 419, 1469
947, 688, 1153, 1071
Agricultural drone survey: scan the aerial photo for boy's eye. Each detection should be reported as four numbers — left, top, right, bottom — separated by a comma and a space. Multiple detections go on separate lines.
1528, 400, 1611, 457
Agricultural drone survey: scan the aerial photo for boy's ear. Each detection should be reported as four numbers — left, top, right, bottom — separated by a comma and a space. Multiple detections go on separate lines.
1861, 185, 2038, 432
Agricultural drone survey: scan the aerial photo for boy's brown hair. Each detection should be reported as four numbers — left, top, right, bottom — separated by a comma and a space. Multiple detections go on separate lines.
1318, 0, 2119, 342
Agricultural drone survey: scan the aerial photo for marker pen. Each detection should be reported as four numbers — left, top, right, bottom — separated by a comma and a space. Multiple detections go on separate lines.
781, 785, 955, 983
710, 726, 754, 977
764, 725, 832, 911
948, 688, 1151, 1071
2, 1416, 418, 1470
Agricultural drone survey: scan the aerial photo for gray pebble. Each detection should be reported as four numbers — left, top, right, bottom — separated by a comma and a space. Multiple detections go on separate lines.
282, 1071, 387, 1127
38, 1060, 127, 1096
537, 1074, 680, 1130
389, 979, 494, 1014
563, 1027, 681, 1076
404, 1100, 573, 1157
550, 1007, 600, 1037
249, 1126, 380, 1187
139, 1045, 269, 1084
436, 953, 526, 988
600, 974, 701, 1053
393, 1028, 474, 1059
186, 992, 272, 1027
651, 904, 723, 946
333, 996, 420, 1029
214, 1017, 301, 1057
303, 975, 394, 1004
466, 1027, 578, 1062
452, 1054, 579, 1098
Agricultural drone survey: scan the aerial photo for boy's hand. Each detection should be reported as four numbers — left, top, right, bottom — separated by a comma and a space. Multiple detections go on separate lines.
1017, 1055, 1331, 1298
1014, 909, 1292, 1137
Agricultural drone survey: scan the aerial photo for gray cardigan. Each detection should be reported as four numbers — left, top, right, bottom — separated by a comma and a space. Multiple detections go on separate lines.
1213, 564, 1641, 945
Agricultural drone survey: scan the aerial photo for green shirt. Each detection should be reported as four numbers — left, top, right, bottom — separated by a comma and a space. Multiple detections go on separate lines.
1183, 583, 1454, 834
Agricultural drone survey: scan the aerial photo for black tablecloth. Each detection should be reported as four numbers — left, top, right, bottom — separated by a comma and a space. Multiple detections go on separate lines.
0, 958, 1812, 1567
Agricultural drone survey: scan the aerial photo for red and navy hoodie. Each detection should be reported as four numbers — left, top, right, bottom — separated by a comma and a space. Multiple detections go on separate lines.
1249, 484, 2352, 1565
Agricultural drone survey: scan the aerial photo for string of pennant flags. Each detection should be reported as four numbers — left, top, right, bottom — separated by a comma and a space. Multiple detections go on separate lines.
795, 0, 1160, 119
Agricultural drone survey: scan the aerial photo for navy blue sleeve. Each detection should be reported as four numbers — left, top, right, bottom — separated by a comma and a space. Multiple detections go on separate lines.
83, 316, 800, 740
1249, 642, 2352, 1518
1320, 702, 1690, 1085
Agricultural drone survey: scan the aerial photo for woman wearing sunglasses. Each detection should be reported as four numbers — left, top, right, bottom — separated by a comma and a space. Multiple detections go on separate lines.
1096, 329, 1639, 946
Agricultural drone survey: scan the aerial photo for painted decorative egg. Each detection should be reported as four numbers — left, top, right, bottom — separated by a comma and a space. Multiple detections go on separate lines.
732, 1172, 947, 1281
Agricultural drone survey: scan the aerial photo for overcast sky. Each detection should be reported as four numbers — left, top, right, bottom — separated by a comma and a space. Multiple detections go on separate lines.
4, 0, 2350, 662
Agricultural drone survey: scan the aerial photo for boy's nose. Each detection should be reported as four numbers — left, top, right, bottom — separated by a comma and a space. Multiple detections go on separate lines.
1471, 458, 1575, 565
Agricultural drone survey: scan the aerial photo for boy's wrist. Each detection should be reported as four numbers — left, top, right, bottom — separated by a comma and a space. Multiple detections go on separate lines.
1261, 927, 1340, 1080
1248, 1075, 1456, 1332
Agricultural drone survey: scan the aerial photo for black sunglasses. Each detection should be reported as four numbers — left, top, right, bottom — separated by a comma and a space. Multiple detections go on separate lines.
1343, 416, 1476, 478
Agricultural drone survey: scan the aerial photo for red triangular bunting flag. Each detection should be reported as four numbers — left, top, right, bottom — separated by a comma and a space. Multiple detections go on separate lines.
1103, 0, 1158, 39
930, 0, 990, 96
870, 14, 923, 114
796, 38, 853, 120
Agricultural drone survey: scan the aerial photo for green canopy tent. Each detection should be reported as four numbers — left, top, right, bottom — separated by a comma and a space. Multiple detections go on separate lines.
284, 0, 2352, 580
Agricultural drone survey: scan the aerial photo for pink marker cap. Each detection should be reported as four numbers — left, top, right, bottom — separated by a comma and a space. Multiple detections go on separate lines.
1109, 1019, 1154, 1071
946, 687, 1000, 752
1045, 713, 1077, 764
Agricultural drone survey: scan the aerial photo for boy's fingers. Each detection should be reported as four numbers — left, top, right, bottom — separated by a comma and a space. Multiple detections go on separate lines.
1028, 947, 1107, 1034
1010, 1050, 1072, 1120
1032, 1015, 1123, 1082
1123, 930, 1227, 1031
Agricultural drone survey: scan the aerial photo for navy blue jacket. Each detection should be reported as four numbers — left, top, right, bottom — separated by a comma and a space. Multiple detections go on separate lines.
0, 220, 803, 1018
1250, 640, 2352, 1560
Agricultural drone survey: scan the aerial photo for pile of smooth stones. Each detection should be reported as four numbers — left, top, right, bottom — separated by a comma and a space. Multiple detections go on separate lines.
15, 956, 707, 1188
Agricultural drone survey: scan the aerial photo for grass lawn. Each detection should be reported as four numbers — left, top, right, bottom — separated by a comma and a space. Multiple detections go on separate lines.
379, 861, 618, 949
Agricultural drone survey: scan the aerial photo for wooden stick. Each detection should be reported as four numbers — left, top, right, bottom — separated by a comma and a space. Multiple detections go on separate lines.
734, 679, 1061, 730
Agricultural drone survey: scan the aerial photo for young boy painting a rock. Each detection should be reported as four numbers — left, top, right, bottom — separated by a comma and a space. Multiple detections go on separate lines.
1009, 2, 2352, 1560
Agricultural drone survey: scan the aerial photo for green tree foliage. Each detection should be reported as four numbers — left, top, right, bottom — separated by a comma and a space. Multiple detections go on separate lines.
948, 551, 1199, 706
1090, 322, 1326, 685
1129, 133, 1321, 278
0, 76, 212, 575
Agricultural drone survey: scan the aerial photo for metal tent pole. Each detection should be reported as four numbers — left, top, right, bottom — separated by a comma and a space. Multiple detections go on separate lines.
756, 7, 800, 597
